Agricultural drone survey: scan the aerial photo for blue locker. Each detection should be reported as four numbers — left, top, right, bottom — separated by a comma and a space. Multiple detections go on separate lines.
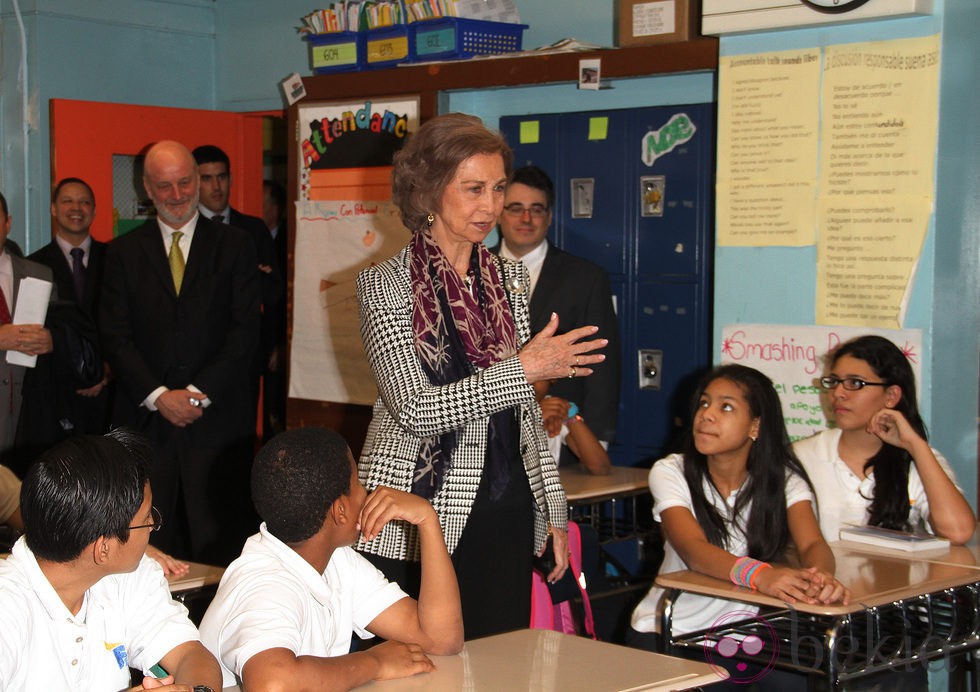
633, 104, 714, 279
499, 114, 560, 247
556, 111, 630, 279
499, 103, 714, 468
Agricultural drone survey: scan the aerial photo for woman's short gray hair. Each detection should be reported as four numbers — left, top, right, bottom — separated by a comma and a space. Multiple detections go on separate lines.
391, 113, 513, 231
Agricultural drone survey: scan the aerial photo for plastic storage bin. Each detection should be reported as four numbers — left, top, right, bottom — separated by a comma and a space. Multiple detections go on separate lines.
306, 31, 364, 73
410, 18, 527, 61
364, 24, 410, 69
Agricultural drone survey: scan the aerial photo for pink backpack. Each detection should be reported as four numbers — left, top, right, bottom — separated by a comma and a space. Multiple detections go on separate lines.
530, 522, 596, 638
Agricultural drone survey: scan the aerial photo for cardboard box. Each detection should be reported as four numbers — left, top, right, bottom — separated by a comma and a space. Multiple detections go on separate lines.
618, 0, 700, 46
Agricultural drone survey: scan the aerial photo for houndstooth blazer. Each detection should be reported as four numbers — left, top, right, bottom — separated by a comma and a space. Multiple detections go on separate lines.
355, 245, 567, 562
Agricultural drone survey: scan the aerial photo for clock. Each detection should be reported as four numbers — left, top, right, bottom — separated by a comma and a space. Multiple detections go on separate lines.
801, 0, 873, 12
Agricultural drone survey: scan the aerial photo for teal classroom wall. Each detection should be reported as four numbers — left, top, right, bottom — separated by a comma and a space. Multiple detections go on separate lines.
0, 0, 976, 522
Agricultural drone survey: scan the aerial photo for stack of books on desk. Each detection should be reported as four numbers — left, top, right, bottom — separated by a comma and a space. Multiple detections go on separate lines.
838, 524, 950, 553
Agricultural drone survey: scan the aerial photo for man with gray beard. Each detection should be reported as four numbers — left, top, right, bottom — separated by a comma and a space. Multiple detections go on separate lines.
99, 140, 260, 565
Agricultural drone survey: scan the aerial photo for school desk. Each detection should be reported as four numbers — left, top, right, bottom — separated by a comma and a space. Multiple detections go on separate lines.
833, 522, 980, 571
220, 629, 725, 691
167, 560, 225, 596
560, 465, 652, 543
656, 544, 980, 690
355, 628, 726, 691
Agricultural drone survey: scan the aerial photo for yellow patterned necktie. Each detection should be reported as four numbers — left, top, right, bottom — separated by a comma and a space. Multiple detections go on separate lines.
168, 231, 185, 294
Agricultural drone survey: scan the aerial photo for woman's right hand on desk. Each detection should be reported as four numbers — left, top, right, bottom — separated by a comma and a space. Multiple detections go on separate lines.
755, 566, 823, 605
519, 313, 607, 384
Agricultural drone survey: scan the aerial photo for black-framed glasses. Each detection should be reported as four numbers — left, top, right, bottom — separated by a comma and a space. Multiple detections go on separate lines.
129, 506, 163, 532
819, 376, 888, 391
503, 203, 549, 218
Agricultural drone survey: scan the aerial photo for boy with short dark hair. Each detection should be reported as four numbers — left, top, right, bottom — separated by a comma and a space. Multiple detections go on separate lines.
200, 427, 463, 689
0, 429, 222, 691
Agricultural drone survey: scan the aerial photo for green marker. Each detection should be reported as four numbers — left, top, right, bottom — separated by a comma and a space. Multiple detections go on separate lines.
149, 663, 168, 678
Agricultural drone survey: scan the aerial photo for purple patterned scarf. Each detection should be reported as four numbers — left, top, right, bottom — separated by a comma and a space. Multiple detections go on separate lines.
409, 228, 518, 498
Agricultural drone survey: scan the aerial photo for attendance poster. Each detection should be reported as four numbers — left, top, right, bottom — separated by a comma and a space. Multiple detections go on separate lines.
289, 200, 411, 405
296, 97, 419, 201
720, 324, 922, 442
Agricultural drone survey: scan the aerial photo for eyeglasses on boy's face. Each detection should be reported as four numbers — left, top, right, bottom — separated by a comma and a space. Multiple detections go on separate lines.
502, 203, 549, 218
819, 375, 887, 391
129, 506, 163, 532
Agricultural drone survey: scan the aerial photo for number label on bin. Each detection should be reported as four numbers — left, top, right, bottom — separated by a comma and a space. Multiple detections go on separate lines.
312, 42, 357, 68
367, 36, 408, 63
417, 28, 456, 55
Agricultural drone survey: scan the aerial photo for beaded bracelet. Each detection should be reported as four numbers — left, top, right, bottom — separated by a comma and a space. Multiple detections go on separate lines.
565, 401, 579, 421
730, 556, 772, 590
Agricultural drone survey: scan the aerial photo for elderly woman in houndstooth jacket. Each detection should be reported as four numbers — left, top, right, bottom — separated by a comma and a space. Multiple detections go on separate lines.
355, 113, 607, 638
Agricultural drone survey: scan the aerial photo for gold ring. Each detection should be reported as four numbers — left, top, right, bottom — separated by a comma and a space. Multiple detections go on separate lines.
568, 366, 576, 379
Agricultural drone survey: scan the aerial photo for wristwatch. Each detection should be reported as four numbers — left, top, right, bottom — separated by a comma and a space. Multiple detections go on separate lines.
192, 686, 214, 692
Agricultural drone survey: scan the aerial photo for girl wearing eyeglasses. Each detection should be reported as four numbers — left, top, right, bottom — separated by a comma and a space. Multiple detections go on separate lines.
795, 335, 974, 545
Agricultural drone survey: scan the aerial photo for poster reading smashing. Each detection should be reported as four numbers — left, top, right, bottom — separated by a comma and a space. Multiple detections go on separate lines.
720, 323, 922, 442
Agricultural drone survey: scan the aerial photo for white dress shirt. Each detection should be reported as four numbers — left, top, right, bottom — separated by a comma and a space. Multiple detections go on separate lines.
499, 239, 548, 297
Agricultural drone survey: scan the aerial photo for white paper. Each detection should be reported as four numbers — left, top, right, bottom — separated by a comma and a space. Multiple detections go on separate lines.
6, 277, 53, 368
578, 58, 601, 90
455, 0, 520, 23
289, 200, 411, 405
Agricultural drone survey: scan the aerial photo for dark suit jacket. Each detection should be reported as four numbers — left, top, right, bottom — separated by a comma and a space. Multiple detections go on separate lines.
228, 208, 284, 373
99, 216, 260, 448
0, 256, 55, 469
494, 242, 622, 443
28, 238, 107, 319
26, 238, 109, 439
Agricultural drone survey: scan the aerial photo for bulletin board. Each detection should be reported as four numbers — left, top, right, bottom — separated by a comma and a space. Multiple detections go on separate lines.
286, 96, 418, 438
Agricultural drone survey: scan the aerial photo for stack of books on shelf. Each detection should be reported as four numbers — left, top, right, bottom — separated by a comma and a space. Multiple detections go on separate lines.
301, 0, 527, 72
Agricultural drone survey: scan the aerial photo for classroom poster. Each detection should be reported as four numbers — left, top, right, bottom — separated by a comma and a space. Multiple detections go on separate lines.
297, 97, 419, 200
720, 324, 922, 442
289, 200, 411, 405
816, 35, 939, 328
716, 48, 821, 247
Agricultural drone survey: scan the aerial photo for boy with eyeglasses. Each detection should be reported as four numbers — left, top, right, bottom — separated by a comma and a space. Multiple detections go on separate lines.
0, 429, 221, 691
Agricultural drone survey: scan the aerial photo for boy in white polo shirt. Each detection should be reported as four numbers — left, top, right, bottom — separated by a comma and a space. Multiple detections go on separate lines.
199, 427, 463, 690
0, 429, 221, 691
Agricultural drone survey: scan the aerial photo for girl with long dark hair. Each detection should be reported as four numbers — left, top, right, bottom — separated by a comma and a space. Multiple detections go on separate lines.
630, 365, 848, 675
796, 335, 974, 544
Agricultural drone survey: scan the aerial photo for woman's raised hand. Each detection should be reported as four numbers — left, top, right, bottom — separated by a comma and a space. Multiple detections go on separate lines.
518, 313, 607, 384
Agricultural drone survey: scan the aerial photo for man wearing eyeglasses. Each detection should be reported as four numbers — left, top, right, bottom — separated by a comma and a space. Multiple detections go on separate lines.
0, 429, 221, 691
493, 165, 621, 465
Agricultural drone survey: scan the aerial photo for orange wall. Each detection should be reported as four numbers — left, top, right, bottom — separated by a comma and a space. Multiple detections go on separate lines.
50, 99, 264, 242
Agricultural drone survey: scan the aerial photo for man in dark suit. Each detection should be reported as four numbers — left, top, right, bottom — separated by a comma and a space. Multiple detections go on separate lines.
192, 145, 283, 439
0, 192, 55, 469
494, 165, 621, 453
99, 140, 260, 565
27, 178, 109, 437
261, 179, 287, 439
